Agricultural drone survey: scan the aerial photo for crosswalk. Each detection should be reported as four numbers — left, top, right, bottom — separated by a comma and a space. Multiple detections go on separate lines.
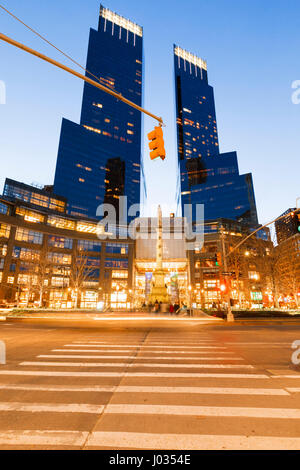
0, 332, 300, 449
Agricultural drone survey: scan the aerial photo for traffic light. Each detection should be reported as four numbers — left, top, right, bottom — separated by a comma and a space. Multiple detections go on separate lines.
291, 211, 300, 234
147, 126, 166, 161
214, 253, 222, 266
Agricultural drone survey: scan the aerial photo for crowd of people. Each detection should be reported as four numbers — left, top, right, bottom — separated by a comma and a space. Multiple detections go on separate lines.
142, 301, 187, 315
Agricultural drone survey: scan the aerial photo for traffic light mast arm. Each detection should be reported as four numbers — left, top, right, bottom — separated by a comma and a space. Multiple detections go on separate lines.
0, 32, 164, 126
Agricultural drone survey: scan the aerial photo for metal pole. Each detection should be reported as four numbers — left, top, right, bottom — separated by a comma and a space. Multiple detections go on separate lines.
0, 32, 164, 126
220, 226, 234, 322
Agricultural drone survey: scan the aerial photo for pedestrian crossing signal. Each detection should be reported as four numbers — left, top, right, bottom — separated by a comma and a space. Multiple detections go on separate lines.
148, 126, 166, 161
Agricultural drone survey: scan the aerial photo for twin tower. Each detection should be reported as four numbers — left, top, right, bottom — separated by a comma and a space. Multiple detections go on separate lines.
54, 4, 258, 227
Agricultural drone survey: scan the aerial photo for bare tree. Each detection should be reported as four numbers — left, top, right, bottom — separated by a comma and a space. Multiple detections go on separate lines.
36, 249, 52, 308
69, 249, 99, 308
275, 237, 300, 308
226, 234, 250, 307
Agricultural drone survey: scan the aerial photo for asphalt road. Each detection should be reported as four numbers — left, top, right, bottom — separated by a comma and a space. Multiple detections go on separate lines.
0, 315, 300, 450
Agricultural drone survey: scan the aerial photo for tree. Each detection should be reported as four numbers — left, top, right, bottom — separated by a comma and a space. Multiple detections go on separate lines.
69, 249, 99, 308
226, 234, 250, 307
36, 249, 52, 308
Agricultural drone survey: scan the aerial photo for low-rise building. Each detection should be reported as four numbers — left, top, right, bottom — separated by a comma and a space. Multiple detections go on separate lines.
0, 194, 133, 309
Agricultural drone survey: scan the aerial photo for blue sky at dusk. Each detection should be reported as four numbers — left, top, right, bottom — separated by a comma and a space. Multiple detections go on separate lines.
0, 0, 299, 223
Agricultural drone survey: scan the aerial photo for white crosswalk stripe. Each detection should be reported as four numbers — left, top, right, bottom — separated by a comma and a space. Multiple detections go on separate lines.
0, 335, 299, 450
85, 432, 300, 450
39, 354, 245, 360
64, 344, 228, 349
20, 361, 255, 369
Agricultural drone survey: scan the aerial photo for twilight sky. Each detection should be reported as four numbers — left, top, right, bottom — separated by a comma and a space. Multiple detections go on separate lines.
0, 0, 299, 223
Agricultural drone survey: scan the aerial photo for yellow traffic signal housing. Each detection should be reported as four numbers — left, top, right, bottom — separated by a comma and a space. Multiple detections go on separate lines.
214, 252, 222, 266
147, 126, 166, 161
217, 253, 222, 266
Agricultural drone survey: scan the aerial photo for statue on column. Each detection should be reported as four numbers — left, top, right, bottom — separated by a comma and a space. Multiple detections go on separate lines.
149, 205, 169, 305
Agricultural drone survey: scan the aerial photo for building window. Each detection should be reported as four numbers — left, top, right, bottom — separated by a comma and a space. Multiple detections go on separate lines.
76, 221, 98, 234
15, 228, 43, 245
77, 240, 102, 252
105, 258, 128, 269
112, 270, 128, 279
48, 252, 72, 265
51, 277, 69, 287
0, 223, 11, 239
15, 207, 44, 224
0, 202, 8, 215
106, 243, 129, 255
47, 215, 76, 231
0, 244, 7, 256
13, 246, 40, 261
48, 236, 73, 250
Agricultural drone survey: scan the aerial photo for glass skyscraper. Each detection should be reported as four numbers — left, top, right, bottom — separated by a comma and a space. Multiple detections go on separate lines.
174, 45, 258, 226
54, 5, 144, 220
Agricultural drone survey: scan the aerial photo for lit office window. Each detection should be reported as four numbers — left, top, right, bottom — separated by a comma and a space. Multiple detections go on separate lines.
15, 228, 43, 245
48, 236, 73, 250
0, 223, 11, 239
48, 252, 72, 265
106, 243, 129, 254
77, 240, 102, 252
47, 216, 76, 231
15, 207, 44, 224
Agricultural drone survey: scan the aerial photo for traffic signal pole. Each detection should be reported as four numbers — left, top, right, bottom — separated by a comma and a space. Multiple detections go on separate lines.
220, 225, 234, 322
0, 32, 164, 126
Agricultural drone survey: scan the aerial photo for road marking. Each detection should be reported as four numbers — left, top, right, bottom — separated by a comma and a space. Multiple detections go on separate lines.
0, 431, 88, 446
286, 388, 300, 393
0, 402, 104, 414
20, 361, 254, 369
0, 384, 115, 392
92, 317, 221, 322
39, 354, 244, 361
225, 343, 291, 346
64, 344, 227, 349
85, 432, 300, 450
55, 349, 234, 355
76, 341, 216, 344
105, 404, 300, 419
0, 371, 268, 378
271, 375, 300, 379
0, 384, 288, 395
116, 386, 289, 395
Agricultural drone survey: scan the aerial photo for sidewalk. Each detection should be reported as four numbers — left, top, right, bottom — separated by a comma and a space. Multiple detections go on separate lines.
4, 309, 223, 322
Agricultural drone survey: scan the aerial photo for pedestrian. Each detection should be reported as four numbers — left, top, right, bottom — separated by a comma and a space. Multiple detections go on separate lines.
169, 304, 174, 314
154, 300, 159, 313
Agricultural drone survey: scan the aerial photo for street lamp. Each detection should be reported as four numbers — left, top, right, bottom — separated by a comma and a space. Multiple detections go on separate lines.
188, 285, 192, 316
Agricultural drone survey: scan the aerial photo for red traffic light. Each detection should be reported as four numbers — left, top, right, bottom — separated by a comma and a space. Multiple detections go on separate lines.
147, 126, 166, 161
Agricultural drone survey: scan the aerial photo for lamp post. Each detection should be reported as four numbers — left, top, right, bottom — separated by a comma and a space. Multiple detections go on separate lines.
129, 289, 133, 311
188, 285, 192, 316
220, 225, 234, 322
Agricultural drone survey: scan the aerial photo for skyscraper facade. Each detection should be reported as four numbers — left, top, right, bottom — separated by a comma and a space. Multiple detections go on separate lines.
174, 45, 258, 226
54, 5, 144, 220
